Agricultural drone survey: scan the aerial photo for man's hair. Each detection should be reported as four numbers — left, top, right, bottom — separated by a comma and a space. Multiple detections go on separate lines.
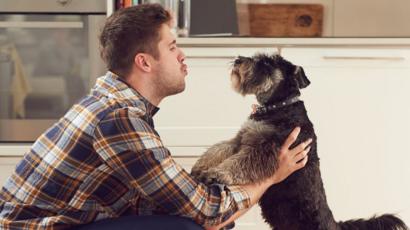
99, 4, 172, 77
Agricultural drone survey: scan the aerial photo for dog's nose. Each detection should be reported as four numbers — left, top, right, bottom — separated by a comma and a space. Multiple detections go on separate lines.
235, 56, 247, 65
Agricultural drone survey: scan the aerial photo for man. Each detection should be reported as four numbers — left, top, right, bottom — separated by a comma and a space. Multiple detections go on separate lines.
0, 4, 311, 230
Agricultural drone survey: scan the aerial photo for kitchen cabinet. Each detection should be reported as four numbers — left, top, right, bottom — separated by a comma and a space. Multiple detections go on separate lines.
281, 47, 410, 225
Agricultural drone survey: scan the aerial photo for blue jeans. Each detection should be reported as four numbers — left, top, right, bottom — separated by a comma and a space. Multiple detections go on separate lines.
76, 215, 204, 230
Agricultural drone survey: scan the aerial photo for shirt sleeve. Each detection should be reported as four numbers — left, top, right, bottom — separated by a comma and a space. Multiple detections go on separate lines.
92, 108, 251, 226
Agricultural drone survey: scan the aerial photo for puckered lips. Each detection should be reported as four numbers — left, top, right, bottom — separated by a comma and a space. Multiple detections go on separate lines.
181, 64, 188, 74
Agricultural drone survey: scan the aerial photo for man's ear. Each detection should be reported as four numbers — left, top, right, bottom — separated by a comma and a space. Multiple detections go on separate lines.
294, 66, 310, 89
134, 53, 151, 72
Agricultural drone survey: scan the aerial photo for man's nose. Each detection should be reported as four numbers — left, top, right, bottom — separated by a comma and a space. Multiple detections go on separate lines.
179, 49, 186, 63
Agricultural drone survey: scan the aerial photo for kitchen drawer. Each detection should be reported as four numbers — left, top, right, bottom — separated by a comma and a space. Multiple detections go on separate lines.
282, 48, 410, 68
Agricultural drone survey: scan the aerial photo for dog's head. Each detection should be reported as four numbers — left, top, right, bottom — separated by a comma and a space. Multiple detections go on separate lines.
230, 53, 310, 104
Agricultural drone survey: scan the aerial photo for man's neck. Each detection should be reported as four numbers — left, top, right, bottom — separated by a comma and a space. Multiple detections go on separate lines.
124, 72, 163, 106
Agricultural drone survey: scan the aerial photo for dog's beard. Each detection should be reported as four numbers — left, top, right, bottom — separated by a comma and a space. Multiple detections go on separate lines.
230, 73, 242, 93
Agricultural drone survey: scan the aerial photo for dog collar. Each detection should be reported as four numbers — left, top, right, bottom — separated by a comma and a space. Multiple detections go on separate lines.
253, 96, 300, 115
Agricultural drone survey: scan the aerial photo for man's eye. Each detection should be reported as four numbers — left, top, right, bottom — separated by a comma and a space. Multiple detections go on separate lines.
170, 46, 176, 51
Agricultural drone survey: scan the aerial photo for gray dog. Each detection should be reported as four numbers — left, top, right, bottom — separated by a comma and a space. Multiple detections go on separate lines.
191, 53, 407, 230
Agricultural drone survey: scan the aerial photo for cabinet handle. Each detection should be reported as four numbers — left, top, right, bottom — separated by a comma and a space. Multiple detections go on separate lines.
56, 0, 72, 6
322, 56, 405, 61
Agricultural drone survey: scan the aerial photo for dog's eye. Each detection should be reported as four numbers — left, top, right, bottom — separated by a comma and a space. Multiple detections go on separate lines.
262, 60, 271, 66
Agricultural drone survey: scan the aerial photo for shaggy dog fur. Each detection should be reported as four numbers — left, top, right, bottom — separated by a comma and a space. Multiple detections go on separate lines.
190, 53, 408, 230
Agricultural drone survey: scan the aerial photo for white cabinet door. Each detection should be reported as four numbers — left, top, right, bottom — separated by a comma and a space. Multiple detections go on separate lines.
174, 157, 270, 230
282, 48, 410, 224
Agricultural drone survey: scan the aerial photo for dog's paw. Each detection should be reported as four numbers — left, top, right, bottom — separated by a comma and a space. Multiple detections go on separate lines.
195, 170, 212, 184
191, 161, 210, 178
199, 168, 234, 185
190, 170, 201, 180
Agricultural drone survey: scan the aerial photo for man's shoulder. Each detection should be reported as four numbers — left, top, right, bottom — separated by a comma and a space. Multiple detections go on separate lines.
59, 91, 152, 140
70, 94, 116, 122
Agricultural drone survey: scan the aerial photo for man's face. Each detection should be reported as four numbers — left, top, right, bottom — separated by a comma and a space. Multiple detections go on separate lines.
151, 24, 187, 97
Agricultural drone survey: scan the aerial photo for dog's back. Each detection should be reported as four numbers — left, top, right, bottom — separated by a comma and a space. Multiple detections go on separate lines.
253, 101, 407, 230
252, 100, 336, 230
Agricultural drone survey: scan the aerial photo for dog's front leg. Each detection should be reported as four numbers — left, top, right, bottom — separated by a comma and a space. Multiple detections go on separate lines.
202, 144, 279, 185
191, 139, 238, 181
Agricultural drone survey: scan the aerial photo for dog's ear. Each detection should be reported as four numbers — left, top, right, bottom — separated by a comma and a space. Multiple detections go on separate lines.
294, 66, 310, 89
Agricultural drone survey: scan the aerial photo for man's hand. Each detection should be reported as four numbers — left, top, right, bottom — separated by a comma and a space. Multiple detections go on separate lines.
270, 127, 312, 185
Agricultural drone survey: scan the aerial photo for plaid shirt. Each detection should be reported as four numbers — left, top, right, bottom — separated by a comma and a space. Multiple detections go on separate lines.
0, 72, 250, 229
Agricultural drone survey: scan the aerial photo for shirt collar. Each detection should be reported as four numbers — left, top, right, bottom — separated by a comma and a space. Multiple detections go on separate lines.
93, 71, 159, 117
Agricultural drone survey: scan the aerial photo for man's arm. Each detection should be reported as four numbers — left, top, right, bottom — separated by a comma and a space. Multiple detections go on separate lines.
93, 108, 252, 226
205, 127, 312, 230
